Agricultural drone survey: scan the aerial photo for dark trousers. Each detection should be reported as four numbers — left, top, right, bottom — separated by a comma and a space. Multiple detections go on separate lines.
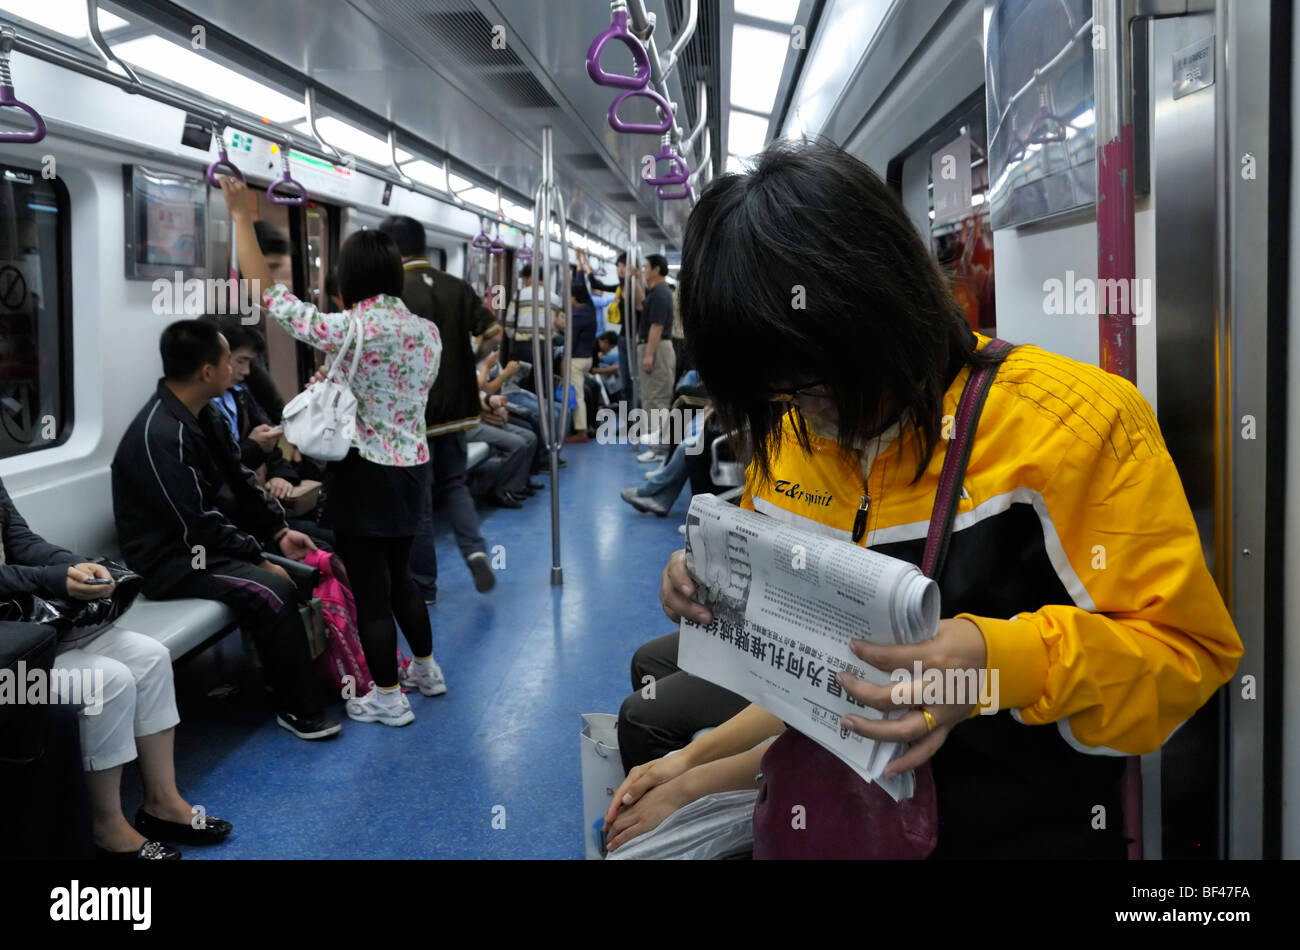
410, 430, 487, 596
617, 631, 751, 774
160, 556, 324, 717
0, 622, 91, 858
617, 330, 634, 409
334, 533, 433, 688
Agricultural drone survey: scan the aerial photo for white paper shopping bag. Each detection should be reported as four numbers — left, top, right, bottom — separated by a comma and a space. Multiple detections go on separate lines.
580, 713, 624, 860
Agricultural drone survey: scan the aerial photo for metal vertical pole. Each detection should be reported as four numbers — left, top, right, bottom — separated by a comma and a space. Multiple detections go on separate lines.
624, 213, 641, 416
528, 127, 565, 584
554, 186, 575, 447
1094, 0, 1137, 383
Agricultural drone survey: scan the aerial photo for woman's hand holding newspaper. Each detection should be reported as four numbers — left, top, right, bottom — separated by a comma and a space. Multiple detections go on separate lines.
659, 548, 713, 625
834, 618, 989, 778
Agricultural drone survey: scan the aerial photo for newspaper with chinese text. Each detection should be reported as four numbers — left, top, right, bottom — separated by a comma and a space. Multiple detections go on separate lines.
678, 493, 940, 801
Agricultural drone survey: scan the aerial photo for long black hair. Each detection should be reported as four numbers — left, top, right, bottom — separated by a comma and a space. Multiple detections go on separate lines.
679, 137, 1002, 486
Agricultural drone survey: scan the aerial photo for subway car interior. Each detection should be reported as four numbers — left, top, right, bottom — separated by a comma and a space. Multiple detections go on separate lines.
0, 0, 1294, 880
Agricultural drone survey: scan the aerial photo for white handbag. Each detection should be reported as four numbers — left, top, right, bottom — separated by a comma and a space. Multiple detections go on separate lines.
280, 316, 363, 462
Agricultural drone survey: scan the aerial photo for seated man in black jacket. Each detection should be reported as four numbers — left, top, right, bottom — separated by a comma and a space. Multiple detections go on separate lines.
112, 320, 340, 741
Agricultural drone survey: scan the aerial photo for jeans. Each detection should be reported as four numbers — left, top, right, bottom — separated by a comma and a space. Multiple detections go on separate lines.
507, 388, 563, 449
410, 430, 488, 597
637, 441, 690, 508
466, 422, 536, 496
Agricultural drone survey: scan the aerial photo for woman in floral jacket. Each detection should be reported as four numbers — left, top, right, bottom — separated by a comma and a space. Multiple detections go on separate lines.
220, 177, 444, 728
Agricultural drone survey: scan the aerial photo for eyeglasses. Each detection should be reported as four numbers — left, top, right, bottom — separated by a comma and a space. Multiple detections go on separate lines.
766, 382, 828, 403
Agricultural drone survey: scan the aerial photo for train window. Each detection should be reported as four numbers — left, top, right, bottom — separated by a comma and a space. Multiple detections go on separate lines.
0, 163, 71, 459
249, 197, 300, 401
303, 203, 333, 313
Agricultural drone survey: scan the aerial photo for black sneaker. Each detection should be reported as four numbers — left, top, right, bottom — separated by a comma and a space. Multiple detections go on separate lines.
467, 551, 496, 592
276, 710, 342, 740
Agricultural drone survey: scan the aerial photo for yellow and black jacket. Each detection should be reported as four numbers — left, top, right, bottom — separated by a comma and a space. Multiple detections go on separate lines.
740, 334, 1242, 857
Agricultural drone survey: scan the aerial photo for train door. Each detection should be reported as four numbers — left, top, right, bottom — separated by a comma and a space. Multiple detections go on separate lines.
250, 196, 341, 398
1144, 10, 1221, 861
1139, 4, 1281, 862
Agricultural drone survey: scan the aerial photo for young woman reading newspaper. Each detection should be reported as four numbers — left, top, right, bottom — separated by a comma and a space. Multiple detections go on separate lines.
603, 140, 1242, 859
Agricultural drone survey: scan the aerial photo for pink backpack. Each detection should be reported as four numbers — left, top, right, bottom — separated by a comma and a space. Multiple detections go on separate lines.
304, 550, 373, 697
304, 549, 412, 697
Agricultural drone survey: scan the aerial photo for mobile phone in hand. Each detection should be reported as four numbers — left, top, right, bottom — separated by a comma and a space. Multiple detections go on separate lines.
82, 577, 113, 586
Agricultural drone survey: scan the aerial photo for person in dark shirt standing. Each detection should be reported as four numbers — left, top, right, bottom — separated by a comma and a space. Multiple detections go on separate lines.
111, 320, 339, 742
638, 254, 677, 457
378, 215, 497, 598
563, 278, 598, 442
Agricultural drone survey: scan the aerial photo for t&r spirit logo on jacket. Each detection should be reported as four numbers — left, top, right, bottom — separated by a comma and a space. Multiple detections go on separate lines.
773, 480, 833, 508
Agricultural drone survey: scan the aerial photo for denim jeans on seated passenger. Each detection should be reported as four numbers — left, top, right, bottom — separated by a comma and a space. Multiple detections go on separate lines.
639, 442, 689, 507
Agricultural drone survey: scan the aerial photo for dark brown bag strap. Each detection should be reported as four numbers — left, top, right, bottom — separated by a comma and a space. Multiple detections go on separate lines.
921, 339, 1013, 580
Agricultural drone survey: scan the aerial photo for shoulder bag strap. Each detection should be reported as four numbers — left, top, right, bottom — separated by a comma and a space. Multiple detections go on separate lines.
921, 339, 1014, 580
344, 316, 365, 383
323, 317, 358, 383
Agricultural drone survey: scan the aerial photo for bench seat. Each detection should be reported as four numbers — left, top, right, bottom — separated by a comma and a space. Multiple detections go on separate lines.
117, 597, 238, 662
13, 467, 240, 662
466, 440, 488, 470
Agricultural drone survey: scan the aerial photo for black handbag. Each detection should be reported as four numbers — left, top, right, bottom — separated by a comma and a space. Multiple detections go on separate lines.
0, 558, 143, 637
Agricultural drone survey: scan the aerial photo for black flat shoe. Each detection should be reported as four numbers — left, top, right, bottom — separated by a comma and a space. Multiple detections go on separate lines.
136, 808, 233, 845
491, 490, 523, 509
95, 840, 181, 860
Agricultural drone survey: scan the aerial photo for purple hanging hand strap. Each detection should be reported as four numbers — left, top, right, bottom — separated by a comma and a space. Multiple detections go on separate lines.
205, 130, 244, 187
586, 5, 652, 89
920, 339, 1013, 580
644, 141, 690, 186
267, 144, 307, 205
609, 86, 673, 135
0, 30, 46, 144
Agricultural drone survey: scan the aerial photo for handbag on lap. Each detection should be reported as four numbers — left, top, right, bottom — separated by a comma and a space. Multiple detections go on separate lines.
751, 340, 1013, 860
0, 557, 143, 640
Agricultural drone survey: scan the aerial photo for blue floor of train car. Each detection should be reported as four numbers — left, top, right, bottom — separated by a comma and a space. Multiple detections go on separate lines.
120, 440, 685, 859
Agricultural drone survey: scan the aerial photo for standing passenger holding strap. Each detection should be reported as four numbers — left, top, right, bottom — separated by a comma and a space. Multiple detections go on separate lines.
219, 177, 444, 727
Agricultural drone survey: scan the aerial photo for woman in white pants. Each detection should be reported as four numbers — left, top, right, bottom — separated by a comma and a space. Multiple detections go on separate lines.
0, 476, 231, 859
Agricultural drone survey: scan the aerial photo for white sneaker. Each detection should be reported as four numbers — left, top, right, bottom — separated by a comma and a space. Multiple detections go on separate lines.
345, 688, 414, 726
636, 450, 660, 463
399, 660, 447, 697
